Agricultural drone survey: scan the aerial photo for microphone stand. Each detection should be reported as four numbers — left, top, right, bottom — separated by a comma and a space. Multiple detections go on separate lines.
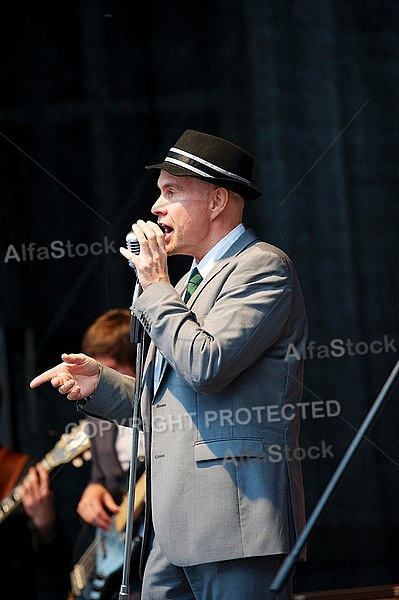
118, 285, 145, 600
269, 359, 399, 595
130, 276, 142, 344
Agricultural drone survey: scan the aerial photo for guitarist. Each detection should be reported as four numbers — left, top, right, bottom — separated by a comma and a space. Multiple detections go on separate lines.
0, 382, 72, 599
73, 309, 145, 600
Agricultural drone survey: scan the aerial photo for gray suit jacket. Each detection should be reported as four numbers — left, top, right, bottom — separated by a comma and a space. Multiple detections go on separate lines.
83, 228, 308, 567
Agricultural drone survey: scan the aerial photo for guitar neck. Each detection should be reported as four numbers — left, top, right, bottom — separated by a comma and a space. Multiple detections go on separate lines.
0, 458, 52, 524
70, 533, 98, 596
0, 421, 91, 526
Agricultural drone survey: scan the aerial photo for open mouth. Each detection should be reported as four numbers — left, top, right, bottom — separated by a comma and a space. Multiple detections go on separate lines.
159, 223, 174, 242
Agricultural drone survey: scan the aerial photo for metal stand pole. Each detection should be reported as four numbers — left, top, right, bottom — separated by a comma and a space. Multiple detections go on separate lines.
270, 359, 399, 595
118, 319, 145, 600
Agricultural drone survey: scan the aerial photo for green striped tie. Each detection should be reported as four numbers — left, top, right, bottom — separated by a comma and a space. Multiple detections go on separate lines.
184, 267, 203, 302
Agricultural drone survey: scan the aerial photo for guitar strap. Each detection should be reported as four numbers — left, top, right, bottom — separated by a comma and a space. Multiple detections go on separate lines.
0, 446, 30, 500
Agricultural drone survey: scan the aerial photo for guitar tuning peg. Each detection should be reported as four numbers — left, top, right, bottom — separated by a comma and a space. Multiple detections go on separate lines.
72, 457, 84, 468
83, 450, 92, 461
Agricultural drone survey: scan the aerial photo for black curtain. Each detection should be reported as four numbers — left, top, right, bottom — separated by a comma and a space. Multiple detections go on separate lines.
0, 0, 398, 592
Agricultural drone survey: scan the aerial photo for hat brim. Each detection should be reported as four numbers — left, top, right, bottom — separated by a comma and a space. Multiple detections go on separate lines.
145, 162, 262, 201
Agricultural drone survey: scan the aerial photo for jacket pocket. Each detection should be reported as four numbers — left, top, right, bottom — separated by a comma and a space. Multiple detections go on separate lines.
194, 437, 264, 462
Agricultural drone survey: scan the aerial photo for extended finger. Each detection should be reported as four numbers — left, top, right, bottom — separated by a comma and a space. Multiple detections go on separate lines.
30, 365, 63, 388
30, 354, 81, 388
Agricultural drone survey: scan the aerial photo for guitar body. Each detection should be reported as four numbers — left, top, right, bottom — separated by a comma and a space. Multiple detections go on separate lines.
95, 525, 125, 587
0, 447, 29, 499
70, 473, 145, 600
76, 529, 142, 600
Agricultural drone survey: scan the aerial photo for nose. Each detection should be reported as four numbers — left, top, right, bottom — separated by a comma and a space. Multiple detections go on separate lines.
151, 194, 166, 216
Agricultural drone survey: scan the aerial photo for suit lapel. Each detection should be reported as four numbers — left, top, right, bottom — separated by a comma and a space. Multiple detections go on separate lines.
184, 228, 260, 305
143, 343, 156, 399
153, 228, 260, 392
146, 341, 170, 398
176, 229, 259, 301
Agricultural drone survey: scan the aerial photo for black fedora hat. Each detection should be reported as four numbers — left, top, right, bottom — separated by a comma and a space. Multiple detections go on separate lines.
145, 129, 262, 201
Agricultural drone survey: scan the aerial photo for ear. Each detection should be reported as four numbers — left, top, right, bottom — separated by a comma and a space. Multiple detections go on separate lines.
209, 187, 229, 220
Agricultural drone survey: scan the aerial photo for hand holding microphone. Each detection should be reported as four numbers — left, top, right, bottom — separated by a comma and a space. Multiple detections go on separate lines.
121, 220, 169, 343
119, 220, 170, 289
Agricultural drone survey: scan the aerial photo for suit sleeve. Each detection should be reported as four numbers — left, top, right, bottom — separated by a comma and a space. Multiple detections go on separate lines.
80, 364, 135, 425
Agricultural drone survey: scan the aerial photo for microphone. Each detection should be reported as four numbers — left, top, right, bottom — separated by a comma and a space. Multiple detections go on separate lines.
125, 230, 142, 343
126, 230, 140, 266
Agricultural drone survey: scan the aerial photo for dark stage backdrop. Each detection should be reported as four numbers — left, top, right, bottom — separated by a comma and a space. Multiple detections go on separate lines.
0, 0, 398, 593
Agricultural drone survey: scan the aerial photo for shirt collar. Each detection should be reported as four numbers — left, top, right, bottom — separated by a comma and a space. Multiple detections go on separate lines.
189, 223, 245, 280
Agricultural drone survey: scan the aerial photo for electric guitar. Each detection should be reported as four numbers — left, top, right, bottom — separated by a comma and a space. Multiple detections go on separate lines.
0, 420, 91, 524
70, 471, 146, 600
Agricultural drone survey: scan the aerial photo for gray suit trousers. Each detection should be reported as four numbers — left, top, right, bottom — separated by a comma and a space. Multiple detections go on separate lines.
141, 530, 292, 600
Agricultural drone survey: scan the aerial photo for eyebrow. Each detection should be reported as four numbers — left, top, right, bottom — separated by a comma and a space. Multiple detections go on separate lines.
158, 178, 184, 192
